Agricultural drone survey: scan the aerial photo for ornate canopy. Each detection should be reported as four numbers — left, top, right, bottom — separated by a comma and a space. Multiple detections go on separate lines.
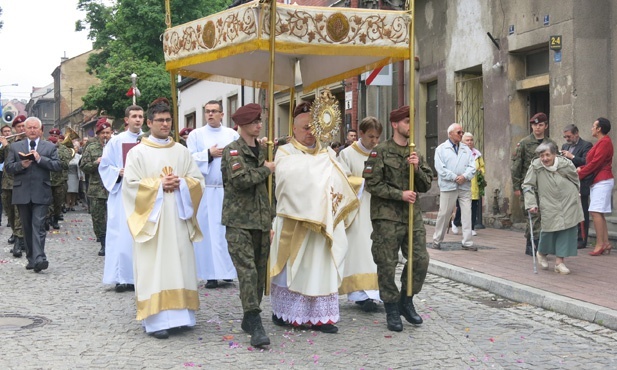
163, 1, 411, 91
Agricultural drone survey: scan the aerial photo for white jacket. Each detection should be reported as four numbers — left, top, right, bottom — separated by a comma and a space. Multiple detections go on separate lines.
434, 139, 476, 191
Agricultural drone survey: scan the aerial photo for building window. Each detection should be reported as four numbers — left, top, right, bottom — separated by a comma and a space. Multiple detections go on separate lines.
185, 111, 196, 129
526, 50, 549, 77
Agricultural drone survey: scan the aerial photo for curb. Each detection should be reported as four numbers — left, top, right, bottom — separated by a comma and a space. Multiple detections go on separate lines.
428, 259, 617, 331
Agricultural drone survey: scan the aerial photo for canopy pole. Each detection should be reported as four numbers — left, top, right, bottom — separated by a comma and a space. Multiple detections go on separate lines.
164, 0, 179, 143
265, 0, 277, 297
288, 61, 296, 136
406, 0, 416, 298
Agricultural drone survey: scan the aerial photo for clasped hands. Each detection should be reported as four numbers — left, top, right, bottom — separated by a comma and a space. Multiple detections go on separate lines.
20, 150, 41, 168
162, 173, 180, 193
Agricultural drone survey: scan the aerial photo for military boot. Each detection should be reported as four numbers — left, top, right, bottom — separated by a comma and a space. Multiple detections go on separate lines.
98, 236, 106, 256
241, 312, 250, 333
398, 292, 423, 325
525, 238, 533, 256
44, 217, 50, 231
12, 237, 23, 258
51, 216, 60, 230
247, 311, 270, 347
384, 303, 403, 332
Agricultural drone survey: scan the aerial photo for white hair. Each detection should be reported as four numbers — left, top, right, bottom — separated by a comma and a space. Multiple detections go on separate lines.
24, 117, 43, 129
447, 123, 461, 134
462, 132, 474, 139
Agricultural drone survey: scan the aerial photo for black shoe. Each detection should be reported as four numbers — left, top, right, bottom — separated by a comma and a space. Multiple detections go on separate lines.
8, 234, 15, 244
241, 313, 250, 333
12, 237, 24, 258
11, 247, 22, 258
151, 329, 169, 339
356, 299, 378, 312
205, 280, 218, 289
33, 260, 49, 273
223, 279, 233, 282
384, 303, 403, 332
58, 214, 64, 220
62, 207, 68, 214
44, 218, 50, 231
311, 323, 338, 334
525, 238, 533, 256
98, 246, 105, 256
96, 237, 100, 242
398, 293, 423, 325
461, 245, 478, 251
125, 284, 135, 291
577, 243, 587, 249
272, 314, 287, 327
26, 262, 35, 270
115, 284, 127, 293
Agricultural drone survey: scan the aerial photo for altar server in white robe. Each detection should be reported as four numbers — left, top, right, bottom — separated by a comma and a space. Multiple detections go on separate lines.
122, 98, 204, 339
99, 105, 144, 292
337, 116, 383, 312
270, 101, 360, 334
187, 100, 239, 288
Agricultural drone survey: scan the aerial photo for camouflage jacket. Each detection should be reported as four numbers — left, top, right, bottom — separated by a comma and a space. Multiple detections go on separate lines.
51, 143, 72, 186
79, 140, 108, 199
0, 140, 23, 190
363, 138, 433, 223
221, 136, 273, 231
510, 134, 557, 192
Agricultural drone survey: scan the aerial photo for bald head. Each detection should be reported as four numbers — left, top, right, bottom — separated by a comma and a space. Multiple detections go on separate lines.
292, 112, 316, 147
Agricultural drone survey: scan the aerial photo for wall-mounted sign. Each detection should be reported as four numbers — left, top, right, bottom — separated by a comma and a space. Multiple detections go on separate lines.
550, 35, 562, 50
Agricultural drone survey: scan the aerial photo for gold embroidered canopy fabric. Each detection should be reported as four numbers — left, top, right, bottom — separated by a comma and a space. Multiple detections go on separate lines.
163, 1, 410, 90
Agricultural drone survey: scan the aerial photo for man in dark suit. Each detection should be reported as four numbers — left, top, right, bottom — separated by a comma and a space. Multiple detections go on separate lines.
4, 117, 62, 272
561, 124, 593, 249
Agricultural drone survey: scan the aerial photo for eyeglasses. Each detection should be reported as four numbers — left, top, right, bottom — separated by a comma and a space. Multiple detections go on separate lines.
205, 109, 221, 114
456, 131, 464, 135
153, 118, 172, 123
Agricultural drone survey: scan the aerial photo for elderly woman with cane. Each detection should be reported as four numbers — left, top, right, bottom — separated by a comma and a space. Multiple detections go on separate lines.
523, 142, 583, 274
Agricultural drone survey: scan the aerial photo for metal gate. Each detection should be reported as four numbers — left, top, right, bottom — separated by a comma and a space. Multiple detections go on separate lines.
455, 75, 484, 153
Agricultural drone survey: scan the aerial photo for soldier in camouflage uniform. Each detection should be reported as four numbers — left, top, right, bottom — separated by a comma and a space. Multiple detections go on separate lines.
0, 115, 26, 256
221, 104, 275, 348
363, 105, 433, 332
511, 112, 557, 255
80, 119, 112, 256
47, 128, 72, 229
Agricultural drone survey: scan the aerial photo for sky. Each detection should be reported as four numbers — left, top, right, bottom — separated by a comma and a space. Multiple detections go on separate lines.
0, 0, 94, 101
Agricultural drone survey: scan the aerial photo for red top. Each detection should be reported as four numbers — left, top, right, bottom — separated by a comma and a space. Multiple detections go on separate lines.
578, 135, 614, 183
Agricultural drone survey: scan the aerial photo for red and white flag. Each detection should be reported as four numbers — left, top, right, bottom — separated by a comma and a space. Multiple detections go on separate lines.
126, 86, 141, 97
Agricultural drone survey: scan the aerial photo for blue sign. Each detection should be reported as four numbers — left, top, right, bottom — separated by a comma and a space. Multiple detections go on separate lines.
544, 15, 549, 26
509, 25, 514, 35
554, 50, 562, 62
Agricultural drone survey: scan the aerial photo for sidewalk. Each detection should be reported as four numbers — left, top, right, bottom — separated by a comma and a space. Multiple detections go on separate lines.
423, 222, 617, 330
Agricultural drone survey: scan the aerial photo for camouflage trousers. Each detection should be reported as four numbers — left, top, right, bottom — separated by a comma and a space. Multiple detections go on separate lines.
370, 213, 429, 303
520, 195, 541, 240
89, 197, 107, 239
1, 189, 23, 238
48, 185, 65, 218
226, 227, 270, 313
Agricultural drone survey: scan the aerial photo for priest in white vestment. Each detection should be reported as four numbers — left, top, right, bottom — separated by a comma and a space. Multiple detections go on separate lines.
337, 117, 383, 312
187, 100, 239, 288
122, 99, 204, 339
270, 102, 360, 334
99, 105, 144, 292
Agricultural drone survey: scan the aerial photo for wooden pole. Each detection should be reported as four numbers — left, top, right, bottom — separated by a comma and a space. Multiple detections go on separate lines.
264, 0, 277, 296
406, 0, 416, 297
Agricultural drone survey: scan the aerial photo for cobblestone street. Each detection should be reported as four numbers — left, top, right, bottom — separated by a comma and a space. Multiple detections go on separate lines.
1, 209, 617, 369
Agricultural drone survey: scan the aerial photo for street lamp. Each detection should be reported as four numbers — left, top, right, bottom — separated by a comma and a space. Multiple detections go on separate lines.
130, 73, 137, 105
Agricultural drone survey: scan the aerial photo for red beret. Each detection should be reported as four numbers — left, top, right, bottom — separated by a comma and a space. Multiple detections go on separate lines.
49, 128, 61, 135
48, 136, 58, 144
293, 101, 311, 118
150, 97, 170, 108
179, 127, 193, 136
529, 112, 548, 124
96, 117, 112, 134
390, 105, 410, 123
232, 103, 262, 126
12, 115, 26, 127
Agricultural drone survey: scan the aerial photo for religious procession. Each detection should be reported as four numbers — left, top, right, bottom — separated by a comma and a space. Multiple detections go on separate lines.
1, 1, 615, 362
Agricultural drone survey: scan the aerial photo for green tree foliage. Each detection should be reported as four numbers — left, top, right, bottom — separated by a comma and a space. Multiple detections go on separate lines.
76, 0, 231, 118
0, 6, 3, 30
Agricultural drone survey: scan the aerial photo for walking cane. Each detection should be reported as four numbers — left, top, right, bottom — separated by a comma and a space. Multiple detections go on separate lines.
527, 210, 538, 274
